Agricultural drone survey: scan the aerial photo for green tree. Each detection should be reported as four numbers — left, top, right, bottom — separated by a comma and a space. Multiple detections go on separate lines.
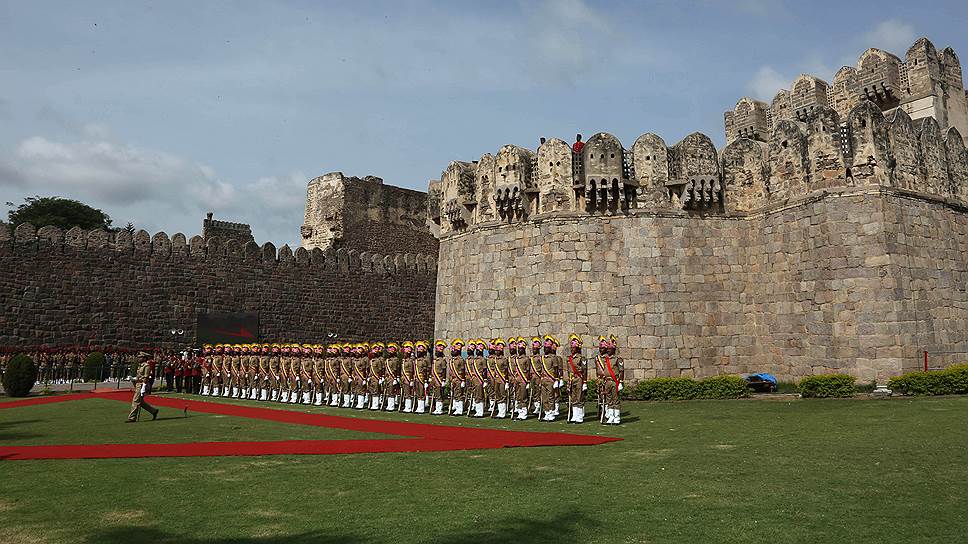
6, 196, 112, 231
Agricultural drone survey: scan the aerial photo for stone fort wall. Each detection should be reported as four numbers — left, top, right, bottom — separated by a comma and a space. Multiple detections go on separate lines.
431, 95, 968, 381
302, 172, 438, 255
0, 225, 436, 349
435, 187, 968, 382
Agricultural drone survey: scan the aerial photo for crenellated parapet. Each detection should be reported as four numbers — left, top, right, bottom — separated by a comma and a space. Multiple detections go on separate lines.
726, 36, 968, 147
3, 224, 436, 276
430, 99, 968, 233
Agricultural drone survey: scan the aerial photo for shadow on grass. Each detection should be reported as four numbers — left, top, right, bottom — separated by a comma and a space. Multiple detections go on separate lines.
437, 511, 597, 544
87, 527, 364, 544
0, 419, 44, 441
86, 512, 596, 544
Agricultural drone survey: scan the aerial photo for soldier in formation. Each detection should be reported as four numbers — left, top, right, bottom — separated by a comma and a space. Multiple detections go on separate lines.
429, 340, 448, 415
1, 333, 625, 425
565, 333, 588, 423
596, 335, 625, 425
448, 339, 466, 416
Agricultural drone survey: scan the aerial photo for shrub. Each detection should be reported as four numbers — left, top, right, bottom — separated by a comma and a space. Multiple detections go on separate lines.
775, 381, 798, 394
627, 377, 698, 401
2, 354, 37, 397
797, 374, 856, 398
696, 375, 752, 399
83, 352, 106, 382
887, 365, 968, 396
621, 375, 751, 401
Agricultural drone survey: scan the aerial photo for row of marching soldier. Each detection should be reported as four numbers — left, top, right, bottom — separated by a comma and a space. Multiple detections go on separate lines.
196, 334, 624, 424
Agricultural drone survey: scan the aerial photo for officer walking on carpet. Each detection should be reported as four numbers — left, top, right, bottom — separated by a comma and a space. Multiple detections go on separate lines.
126, 352, 159, 423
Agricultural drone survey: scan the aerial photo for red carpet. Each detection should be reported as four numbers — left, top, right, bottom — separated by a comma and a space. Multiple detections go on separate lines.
0, 391, 620, 461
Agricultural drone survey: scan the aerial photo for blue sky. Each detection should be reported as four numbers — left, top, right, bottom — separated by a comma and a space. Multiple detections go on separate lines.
1, 0, 966, 245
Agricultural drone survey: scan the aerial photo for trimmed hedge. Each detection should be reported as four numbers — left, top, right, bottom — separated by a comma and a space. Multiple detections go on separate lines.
887, 365, 968, 396
797, 374, 856, 398
623, 375, 751, 401
2, 354, 37, 397
83, 352, 106, 382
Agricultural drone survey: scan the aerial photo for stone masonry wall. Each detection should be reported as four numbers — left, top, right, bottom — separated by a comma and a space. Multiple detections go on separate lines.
302, 172, 438, 255
0, 225, 436, 349
435, 187, 968, 381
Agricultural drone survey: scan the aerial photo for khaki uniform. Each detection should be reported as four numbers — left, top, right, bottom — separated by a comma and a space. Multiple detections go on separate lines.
510, 353, 531, 419
257, 354, 269, 400
487, 354, 510, 418
448, 354, 467, 415
352, 355, 368, 408
595, 354, 625, 424
413, 355, 430, 413
339, 355, 353, 407
466, 355, 487, 417
268, 354, 281, 401
126, 361, 158, 422
312, 356, 324, 405
324, 355, 340, 405
429, 354, 447, 415
400, 357, 416, 412
539, 353, 563, 419
367, 357, 383, 410
383, 355, 401, 411
565, 352, 588, 423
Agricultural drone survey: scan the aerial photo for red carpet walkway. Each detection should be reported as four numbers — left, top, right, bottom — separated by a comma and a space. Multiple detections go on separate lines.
0, 391, 621, 461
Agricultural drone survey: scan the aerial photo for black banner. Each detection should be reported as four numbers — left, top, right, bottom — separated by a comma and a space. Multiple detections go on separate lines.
196, 312, 260, 346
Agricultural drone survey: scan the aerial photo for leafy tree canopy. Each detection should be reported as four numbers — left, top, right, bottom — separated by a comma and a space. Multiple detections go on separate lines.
6, 196, 112, 231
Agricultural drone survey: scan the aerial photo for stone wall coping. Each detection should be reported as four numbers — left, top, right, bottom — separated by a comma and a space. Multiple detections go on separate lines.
4, 225, 436, 275
436, 184, 968, 242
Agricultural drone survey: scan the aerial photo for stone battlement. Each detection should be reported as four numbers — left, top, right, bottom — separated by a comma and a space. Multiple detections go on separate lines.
429, 101, 968, 237
2, 223, 437, 276
726, 36, 968, 146
202, 212, 255, 245
302, 172, 437, 256
0, 223, 437, 349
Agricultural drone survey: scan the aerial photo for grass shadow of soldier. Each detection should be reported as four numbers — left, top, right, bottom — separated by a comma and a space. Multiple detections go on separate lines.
0, 418, 44, 441
86, 527, 366, 544
434, 511, 598, 544
86, 512, 596, 544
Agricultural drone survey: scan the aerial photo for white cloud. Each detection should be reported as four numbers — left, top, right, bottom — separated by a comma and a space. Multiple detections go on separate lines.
747, 66, 788, 100
0, 131, 306, 246
522, 0, 631, 86
862, 19, 916, 55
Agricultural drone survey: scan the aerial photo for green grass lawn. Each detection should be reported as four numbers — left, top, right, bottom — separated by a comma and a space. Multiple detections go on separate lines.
1, 394, 966, 544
